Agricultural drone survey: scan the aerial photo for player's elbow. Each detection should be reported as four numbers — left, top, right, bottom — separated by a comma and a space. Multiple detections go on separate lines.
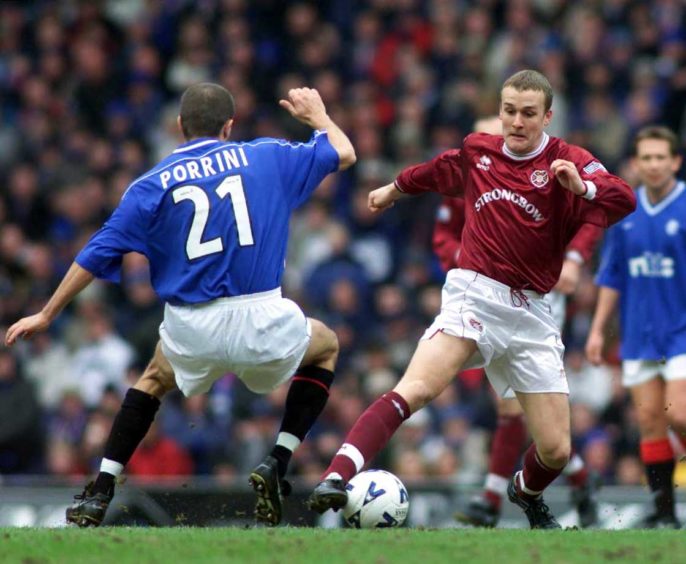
337, 146, 357, 171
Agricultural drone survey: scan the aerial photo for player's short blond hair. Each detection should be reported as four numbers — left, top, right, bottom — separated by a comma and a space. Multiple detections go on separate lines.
633, 125, 680, 156
502, 70, 553, 112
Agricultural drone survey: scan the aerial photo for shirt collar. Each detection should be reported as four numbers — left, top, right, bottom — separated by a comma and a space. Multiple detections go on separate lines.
502, 132, 550, 161
173, 138, 220, 154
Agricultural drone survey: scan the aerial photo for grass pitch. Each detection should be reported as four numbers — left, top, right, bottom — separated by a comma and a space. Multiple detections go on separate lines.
1, 527, 684, 564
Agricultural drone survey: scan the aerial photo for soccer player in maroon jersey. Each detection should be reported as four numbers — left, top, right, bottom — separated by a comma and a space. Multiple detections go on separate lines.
436, 118, 604, 528
308, 70, 636, 529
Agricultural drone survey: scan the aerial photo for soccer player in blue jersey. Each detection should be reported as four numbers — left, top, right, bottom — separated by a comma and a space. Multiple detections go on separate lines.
586, 125, 686, 528
5, 83, 356, 527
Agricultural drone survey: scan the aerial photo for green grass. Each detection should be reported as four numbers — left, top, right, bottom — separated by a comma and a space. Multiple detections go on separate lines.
0, 527, 684, 564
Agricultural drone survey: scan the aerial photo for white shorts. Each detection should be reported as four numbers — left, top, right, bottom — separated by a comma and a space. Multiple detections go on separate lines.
622, 355, 686, 387
159, 289, 311, 396
546, 290, 567, 330
499, 290, 567, 399
422, 269, 567, 398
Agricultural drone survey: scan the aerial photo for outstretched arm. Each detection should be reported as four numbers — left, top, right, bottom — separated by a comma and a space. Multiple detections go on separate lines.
279, 87, 356, 170
5, 262, 94, 345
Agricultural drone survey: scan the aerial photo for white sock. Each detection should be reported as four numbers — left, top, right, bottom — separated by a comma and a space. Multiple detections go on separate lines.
562, 453, 584, 476
484, 473, 509, 496
276, 432, 301, 452
100, 458, 124, 476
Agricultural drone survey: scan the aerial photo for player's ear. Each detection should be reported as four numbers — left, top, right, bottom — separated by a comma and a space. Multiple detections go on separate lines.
543, 109, 552, 127
672, 154, 682, 173
220, 119, 233, 141
177, 115, 188, 140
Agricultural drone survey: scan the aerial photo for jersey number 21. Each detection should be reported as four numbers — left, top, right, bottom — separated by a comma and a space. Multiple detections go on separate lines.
172, 175, 254, 260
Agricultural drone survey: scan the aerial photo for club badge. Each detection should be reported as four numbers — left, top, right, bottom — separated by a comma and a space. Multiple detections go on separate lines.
530, 169, 549, 188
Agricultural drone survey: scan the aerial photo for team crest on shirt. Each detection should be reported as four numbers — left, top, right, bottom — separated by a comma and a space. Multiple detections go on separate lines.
666, 219, 680, 236
476, 155, 491, 171
530, 169, 549, 188
469, 318, 483, 332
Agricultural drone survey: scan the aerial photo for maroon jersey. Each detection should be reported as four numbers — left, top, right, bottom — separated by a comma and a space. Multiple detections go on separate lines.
398, 132, 635, 292
432, 197, 466, 272
432, 196, 603, 273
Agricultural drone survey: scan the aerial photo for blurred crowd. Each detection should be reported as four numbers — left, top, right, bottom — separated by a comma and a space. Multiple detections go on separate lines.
2, 0, 686, 489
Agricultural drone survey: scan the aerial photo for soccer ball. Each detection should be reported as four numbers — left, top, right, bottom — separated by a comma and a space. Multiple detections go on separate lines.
342, 469, 409, 528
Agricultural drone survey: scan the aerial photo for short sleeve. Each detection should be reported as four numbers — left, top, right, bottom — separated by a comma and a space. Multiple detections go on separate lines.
75, 188, 148, 283
275, 130, 340, 209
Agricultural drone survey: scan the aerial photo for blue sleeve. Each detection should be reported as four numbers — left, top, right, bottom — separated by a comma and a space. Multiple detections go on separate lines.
75, 188, 148, 283
595, 224, 625, 291
276, 130, 339, 209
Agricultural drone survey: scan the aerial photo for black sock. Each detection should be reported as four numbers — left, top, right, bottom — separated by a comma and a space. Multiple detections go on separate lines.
646, 460, 675, 516
270, 366, 334, 478
271, 445, 293, 479
92, 388, 161, 496
93, 472, 116, 497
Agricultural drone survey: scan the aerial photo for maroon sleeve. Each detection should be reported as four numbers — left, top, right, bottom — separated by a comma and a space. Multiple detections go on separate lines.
565, 145, 636, 227
566, 223, 602, 263
432, 197, 465, 272
395, 149, 464, 196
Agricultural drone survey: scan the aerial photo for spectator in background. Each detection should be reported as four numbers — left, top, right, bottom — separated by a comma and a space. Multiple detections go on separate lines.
127, 421, 194, 479
160, 394, 228, 475
69, 301, 135, 408
0, 348, 44, 473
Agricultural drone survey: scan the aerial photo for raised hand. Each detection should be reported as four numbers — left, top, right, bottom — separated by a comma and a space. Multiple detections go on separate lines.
551, 159, 586, 195
279, 88, 328, 129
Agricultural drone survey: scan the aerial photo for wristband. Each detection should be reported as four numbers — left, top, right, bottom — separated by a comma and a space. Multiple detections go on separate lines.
581, 180, 597, 200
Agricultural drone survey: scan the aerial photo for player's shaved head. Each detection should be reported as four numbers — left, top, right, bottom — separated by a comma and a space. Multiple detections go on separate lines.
502, 70, 553, 112
179, 83, 235, 140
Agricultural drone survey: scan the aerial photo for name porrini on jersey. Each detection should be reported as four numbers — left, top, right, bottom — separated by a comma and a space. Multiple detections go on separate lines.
159, 146, 249, 189
76, 132, 339, 304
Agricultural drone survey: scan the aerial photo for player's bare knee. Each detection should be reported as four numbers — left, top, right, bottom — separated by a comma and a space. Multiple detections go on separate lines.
136, 358, 176, 399
395, 380, 436, 412
636, 407, 664, 435
305, 319, 339, 367
536, 441, 570, 468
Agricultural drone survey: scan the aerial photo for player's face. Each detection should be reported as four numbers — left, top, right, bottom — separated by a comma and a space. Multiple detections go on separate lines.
633, 139, 681, 192
499, 87, 552, 155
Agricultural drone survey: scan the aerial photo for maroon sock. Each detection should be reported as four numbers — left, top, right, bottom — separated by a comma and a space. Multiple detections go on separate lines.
322, 391, 410, 482
488, 414, 526, 477
564, 450, 589, 488
484, 490, 502, 509
517, 443, 564, 501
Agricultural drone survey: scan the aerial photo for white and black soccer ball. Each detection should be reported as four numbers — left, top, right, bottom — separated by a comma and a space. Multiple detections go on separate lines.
342, 469, 409, 528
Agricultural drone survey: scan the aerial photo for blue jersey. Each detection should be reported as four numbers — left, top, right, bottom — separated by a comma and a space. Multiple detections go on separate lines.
596, 180, 686, 360
76, 132, 339, 304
